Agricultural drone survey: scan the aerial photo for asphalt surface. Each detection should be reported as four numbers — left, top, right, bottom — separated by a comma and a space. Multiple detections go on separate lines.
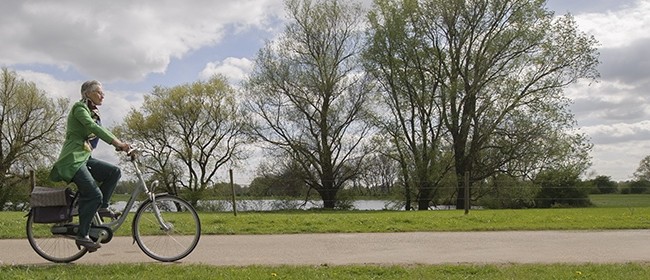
1, 230, 649, 266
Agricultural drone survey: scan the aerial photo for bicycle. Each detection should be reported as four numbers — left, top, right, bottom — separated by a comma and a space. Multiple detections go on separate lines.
26, 148, 201, 263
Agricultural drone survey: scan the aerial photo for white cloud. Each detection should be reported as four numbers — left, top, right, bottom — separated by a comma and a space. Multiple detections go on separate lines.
567, 80, 650, 126
581, 121, 650, 143
200, 57, 254, 85
0, 0, 284, 82
15, 70, 79, 100
558, 1, 650, 181
574, 0, 650, 48
588, 140, 650, 181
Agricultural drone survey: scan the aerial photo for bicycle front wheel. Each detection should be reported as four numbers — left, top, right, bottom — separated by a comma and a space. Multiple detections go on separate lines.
26, 211, 86, 263
132, 195, 201, 262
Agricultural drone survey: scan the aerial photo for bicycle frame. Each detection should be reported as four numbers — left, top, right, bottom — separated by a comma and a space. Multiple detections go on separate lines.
92, 149, 168, 240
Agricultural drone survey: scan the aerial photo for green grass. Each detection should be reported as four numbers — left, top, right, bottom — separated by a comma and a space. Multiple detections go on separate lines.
589, 194, 650, 208
202, 207, 650, 235
1, 263, 650, 280
3, 206, 650, 239
3, 195, 650, 277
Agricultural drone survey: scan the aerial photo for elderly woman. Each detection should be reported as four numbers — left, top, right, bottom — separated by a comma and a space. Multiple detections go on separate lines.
49, 80, 130, 252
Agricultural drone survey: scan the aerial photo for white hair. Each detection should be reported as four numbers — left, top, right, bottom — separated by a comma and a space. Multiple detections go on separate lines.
80, 80, 102, 99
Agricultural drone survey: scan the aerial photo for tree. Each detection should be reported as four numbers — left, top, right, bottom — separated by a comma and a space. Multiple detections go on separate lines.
591, 175, 617, 194
633, 155, 650, 181
533, 168, 591, 208
249, 159, 308, 198
629, 180, 650, 194
359, 152, 399, 195
366, 0, 598, 210
476, 174, 539, 209
0, 68, 68, 209
117, 75, 251, 206
365, 0, 455, 210
243, 0, 374, 209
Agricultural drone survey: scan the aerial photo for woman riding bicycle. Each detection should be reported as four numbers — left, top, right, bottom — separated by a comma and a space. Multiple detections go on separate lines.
49, 80, 130, 252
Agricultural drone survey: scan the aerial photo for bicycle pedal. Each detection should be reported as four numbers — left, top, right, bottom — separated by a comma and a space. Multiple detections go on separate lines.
89, 225, 114, 244
98, 208, 121, 219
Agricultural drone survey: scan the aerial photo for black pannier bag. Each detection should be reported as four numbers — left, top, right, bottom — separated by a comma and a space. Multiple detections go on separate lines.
30, 186, 75, 223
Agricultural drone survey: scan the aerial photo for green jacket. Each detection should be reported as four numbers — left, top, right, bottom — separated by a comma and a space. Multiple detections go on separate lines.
49, 101, 116, 183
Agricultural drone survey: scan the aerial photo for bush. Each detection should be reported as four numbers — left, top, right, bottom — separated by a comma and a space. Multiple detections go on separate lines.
533, 168, 591, 208
629, 180, 650, 194
476, 175, 539, 209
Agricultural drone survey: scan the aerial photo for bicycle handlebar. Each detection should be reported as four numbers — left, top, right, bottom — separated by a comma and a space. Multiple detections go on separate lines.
125, 147, 141, 162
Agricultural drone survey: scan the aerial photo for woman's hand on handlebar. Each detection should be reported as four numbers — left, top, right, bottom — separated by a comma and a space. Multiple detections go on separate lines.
112, 140, 131, 152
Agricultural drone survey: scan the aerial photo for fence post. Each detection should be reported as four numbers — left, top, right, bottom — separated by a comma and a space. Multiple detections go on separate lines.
464, 171, 470, 215
230, 169, 237, 216
30, 170, 36, 193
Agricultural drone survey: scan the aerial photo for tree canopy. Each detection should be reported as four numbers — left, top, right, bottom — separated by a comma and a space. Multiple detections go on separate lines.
243, 0, 374, 208
364, 0, 598, 209
0, 68, 68, 208
116, 75, 251, 205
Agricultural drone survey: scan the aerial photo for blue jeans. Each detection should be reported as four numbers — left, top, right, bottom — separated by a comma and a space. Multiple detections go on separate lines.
71, 157, 121, 238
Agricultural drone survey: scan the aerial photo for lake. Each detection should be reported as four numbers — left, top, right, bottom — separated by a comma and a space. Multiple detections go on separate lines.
111, 199, 406, 212
110, 199, 460, 212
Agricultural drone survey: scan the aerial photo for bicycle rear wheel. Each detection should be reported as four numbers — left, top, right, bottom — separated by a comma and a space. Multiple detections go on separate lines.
26, 211, 86, 263
132, 195, 201, 262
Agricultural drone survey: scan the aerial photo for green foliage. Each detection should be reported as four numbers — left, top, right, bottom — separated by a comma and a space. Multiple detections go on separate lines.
208, 182, 243, 197
628, 180, 650, 194
0, 177, 30, 211
618, 180, 650, 194
364, 0, 598, 210
248, 160, 309, 198
476, 175, 540, 209
0, 68, 68, 210
533, 169, 592, 208
114, 179, 138, 195
633, 155, 650, 181
117, 75, 251, 206
588, 175, 618, 194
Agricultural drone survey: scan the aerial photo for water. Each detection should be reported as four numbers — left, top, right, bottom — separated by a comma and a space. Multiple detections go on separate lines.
110, 199, 405, 212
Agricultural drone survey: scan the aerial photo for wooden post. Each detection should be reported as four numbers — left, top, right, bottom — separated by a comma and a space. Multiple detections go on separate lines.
230, 169, 237, 216
30, 170, 36, 193
464, 171, 470, 215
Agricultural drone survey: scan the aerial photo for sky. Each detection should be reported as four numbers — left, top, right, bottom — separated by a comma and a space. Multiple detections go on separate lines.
1, 0, 649, 184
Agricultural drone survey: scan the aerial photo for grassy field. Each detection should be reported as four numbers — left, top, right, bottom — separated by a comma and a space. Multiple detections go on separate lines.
2, 206, 650, 239
589, 194, 650, 208
2, 263, 650, 280
2, 194, 650, 239
2, 194, 650, 279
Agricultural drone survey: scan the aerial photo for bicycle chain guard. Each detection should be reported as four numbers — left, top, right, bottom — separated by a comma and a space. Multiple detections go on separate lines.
50, 224, 114, 244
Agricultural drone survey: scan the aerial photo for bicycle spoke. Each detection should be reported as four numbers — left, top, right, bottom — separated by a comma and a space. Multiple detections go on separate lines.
132, 195, 201, 262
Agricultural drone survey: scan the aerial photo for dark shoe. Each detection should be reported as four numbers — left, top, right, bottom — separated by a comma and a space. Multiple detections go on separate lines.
98, 208, 121, 219
75, 237, 101, 252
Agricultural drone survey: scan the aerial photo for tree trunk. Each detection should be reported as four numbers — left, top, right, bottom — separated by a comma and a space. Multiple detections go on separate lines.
454, 157, 468, 209
455, 175, 465, 210
417, 182, 434, 210
417, 198, 430, 210
319, 187, 338, 209
403, 177, 412, 210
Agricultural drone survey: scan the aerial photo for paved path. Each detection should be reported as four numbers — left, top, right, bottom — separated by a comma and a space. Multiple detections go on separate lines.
2, 230, 649, 266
